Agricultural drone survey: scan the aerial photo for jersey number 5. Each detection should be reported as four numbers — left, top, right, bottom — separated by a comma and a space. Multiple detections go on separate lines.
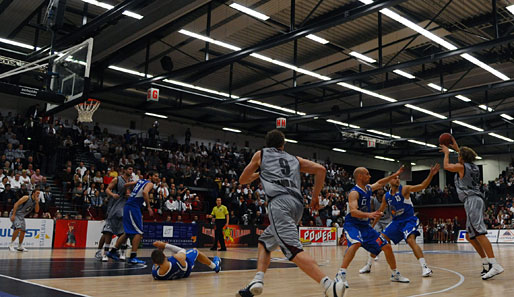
278, 158, 290, 175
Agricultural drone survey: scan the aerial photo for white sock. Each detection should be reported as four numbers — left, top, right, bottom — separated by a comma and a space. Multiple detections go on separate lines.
18, 242, 22, 248
254, 271, 264, 282
208, 261, 216, 269
320, 276, 332, 291
488, 258, 497, 265
392, 269, 398, 274
339, 268, 347, 274
367, 254, 373, 266
419, 258, 427, 268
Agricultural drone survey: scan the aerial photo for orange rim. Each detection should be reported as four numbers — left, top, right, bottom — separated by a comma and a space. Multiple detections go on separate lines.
77, 99, 100, 106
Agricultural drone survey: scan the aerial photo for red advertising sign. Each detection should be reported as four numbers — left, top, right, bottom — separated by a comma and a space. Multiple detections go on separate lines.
299, 227, 337, 246
54, 220, 88, 248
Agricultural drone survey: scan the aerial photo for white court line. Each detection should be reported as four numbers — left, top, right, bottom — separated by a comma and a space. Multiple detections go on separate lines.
399, 263, 465, 297
0, 273, 92, 297
81, 264, 147, 272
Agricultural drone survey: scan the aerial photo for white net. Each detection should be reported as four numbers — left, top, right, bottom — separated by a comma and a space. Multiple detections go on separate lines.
75, 99, 100, 122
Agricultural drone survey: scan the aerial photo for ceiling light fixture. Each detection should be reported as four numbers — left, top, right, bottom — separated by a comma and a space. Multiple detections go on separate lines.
367, 129, 401, 139
229, 3, 270, 20
306, 34, 329, 44
452, 120, 484, 132
375, 155, 396, 162
145, 112, 167, 119
478, 104, 494, 112
501, 114, 514, 120
81, 0, 143, 19
332, 148, 346, 153
222, 127, 242, 133
0, 38, 35, 50
455, 95, 472, 102
488, 133, 514, 142
326, 119, 360, 129
285, 138, 298, 144
349, 51, 376, 63
404, 104, 447, 119
393, 69, 415, 79
427, 83, 447, 92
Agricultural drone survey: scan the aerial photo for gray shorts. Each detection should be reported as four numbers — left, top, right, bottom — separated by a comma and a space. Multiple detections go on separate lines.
258, 195, 303, 260
374, 220, 391, 233
10, 214, 26, 231
102, 218, 124, 236
464, 196, 487, 239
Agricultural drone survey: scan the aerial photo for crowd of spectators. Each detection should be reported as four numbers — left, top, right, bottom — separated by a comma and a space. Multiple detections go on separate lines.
1, 107, 514, 237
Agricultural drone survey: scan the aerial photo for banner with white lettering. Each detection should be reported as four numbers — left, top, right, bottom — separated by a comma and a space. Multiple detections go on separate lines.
0, 218, 54, 248
458, 229, 500, 243
299, 227, 337, 246
497, 229, 514, 243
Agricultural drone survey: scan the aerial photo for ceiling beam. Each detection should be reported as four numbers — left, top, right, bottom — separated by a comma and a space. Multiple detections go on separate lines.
93, 0, 406, 94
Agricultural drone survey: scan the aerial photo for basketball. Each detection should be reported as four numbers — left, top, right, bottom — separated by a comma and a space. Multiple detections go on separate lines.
439, 133, 453, 146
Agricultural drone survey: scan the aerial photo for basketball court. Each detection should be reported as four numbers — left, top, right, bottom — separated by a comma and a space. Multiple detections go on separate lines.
0, 244, 512, 296
0, 1, 513, 297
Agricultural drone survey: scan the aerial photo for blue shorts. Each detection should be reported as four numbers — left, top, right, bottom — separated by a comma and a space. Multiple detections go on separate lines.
123, 205, 143, 235
170, 249, 198, 278
383, 216, 420, 244
344, 221, 387, 255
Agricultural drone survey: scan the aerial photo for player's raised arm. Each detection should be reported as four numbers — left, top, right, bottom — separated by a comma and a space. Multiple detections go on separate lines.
143, 182, 154, 216
440, 144, 464, 174
348, 191, 381, 220
449, 135, 460, 153
106, 178, 120, 198
298, 157, 326, 210
239, 151, 261, 185
403, 164, 440, 196
370, 166, 404, 191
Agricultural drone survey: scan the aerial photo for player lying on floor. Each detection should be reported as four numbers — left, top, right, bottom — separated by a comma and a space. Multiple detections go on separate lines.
151, 241, 221, 280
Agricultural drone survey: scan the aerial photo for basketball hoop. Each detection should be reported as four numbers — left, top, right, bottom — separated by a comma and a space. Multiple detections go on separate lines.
75, 98, 100, 122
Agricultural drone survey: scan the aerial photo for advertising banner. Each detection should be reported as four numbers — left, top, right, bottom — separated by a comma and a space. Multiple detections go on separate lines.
497, 229, 514, 243
85, 221, 119, 248
198, 224, 255, 248
458, 229, 500, 243
299, 227, 337, 246
141, 223, 198, 248
54, 220, 88, 248
0, 218, 54, 248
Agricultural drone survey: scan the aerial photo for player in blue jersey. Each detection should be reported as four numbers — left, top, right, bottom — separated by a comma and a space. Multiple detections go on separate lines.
360, 164, 440, 277
151, 241, 221, 280
107, 172, 159, 264
336, 166, 409, 288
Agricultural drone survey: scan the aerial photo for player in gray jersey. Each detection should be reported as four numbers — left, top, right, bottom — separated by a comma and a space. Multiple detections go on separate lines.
95, 165, 133, 262
8, 189, 40, 252
360, 189, 390, 265
441, 136, 504, 280
236, 130, 345, 297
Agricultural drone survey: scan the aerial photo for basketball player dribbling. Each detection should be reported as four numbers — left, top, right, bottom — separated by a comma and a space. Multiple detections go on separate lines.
236, 130, 345, 297
440, 136, 504, 279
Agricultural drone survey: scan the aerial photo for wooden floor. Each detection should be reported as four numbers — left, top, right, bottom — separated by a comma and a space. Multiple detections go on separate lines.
1, 243, 513, 297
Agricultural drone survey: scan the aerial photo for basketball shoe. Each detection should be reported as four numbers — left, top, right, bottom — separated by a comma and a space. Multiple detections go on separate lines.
324, 280, 345, 297
236, 280, 263, 297
359, 263, 371, 274
482, 264, 504, 280
422, 266, 433, 277
334, 270, 349, 288
390, 271, 410, 283
213, 256, 221, 273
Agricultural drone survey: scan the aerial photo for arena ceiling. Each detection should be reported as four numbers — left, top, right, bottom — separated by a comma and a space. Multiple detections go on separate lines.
0, 0, 514, 160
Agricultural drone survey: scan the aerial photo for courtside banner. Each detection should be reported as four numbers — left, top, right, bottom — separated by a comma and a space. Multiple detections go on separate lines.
141, 222, 198, 248
85, 221, 119, 248
497, 229, 514, 243
458, 230, 500, 243
198, 224, 255, 248
54, 220, 88, 248
299, 227, 337, 246
0, 218, 54, 248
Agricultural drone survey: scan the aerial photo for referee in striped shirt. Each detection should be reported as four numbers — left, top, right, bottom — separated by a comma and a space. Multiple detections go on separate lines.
209, 197, 229, 251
